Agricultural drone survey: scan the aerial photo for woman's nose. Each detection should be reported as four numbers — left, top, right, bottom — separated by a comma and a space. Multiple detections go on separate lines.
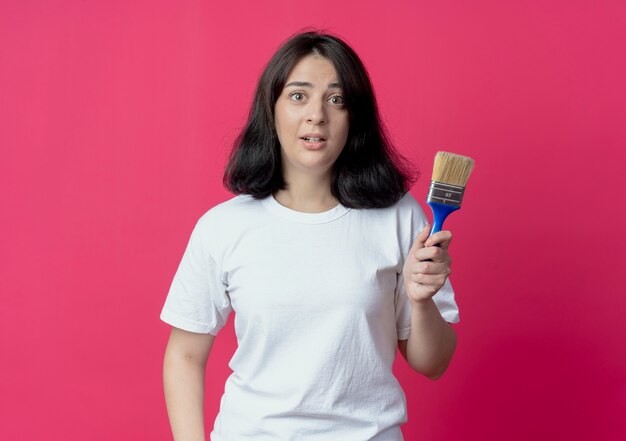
306, 99, 327, 125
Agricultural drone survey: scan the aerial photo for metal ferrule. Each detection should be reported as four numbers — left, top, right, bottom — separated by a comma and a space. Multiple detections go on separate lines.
427, 180, 465, 206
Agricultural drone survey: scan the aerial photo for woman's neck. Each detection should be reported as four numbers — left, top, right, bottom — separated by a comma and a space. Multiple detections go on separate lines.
273, 175, 338, 213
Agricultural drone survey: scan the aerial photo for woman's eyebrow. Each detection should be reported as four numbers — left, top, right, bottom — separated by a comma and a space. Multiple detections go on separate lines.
284, 81, 342, 89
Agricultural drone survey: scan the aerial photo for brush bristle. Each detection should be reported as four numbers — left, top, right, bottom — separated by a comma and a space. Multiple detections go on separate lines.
431, 151, 475, 187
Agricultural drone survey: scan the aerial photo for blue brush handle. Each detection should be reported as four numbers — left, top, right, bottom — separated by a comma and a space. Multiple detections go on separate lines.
426, 201, 460, 237
422, 201, 460, 262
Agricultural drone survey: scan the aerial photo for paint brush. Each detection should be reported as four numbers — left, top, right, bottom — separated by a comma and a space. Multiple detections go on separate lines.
426, 151, 475, 237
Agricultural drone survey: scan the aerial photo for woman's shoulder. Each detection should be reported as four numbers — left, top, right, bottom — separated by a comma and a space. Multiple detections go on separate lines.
187, 194, 266, 251
354, 191, 427, 231
396, 190, 419, 208
388, 191, 429, 229
197, 194, 261, 224
385, 191, 426, 218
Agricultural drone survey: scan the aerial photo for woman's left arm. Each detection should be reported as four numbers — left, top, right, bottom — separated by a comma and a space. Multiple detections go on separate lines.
398, 224, 457, 380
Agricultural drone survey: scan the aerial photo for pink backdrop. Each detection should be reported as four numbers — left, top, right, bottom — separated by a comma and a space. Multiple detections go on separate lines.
1, 1, 625, 440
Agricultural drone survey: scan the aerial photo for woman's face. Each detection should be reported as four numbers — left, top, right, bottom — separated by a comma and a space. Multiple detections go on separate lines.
274, 54, 349, 181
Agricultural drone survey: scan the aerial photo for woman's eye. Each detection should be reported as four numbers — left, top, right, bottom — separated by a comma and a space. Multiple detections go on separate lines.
329, 95, 345, 105
289, 92, 304, 101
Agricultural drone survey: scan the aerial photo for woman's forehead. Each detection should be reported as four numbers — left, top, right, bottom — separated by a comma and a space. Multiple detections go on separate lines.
284, 54, 341, 87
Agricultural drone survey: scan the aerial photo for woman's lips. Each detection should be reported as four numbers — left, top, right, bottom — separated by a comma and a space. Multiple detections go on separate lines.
300, 138, 327, 149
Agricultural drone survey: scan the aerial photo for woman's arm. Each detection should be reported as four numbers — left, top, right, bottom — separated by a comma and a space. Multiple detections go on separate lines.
399, 224, 458, 380
398, 300, 457, 380
163, 327, 215, 441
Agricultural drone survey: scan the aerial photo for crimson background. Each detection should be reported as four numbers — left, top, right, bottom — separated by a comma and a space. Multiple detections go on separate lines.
1, 1, 625, 440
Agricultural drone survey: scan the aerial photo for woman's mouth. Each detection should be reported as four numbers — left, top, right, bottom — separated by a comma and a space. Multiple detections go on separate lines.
300, 136, 327, 149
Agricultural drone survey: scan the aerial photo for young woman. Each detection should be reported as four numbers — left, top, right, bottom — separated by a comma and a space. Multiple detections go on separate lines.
161, 31, 459, 441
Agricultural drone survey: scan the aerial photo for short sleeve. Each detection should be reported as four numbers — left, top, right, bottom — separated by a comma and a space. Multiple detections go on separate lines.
160, 217, 232, 335
395, 195, 460, 340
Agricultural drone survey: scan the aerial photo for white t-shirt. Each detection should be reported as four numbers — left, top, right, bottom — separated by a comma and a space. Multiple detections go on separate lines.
160, 191, 459, 440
